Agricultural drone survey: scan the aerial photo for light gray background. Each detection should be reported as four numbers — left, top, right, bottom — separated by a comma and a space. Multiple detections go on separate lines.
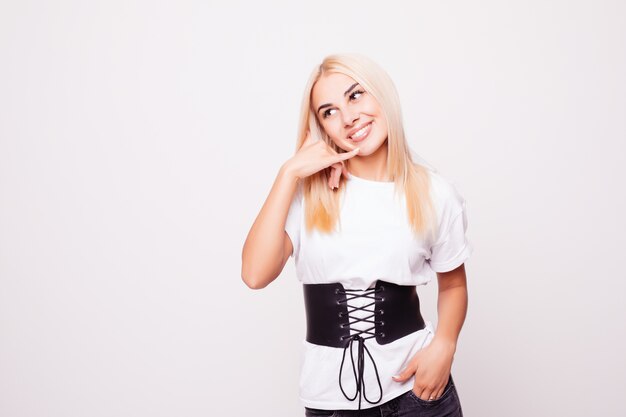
1, 1, 624, 416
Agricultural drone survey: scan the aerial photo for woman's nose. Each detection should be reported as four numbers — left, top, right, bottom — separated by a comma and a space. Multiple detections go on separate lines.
343, 112, 360, 126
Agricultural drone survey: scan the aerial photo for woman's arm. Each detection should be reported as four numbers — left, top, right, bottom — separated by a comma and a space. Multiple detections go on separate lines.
392, 263, 468, 400
241, 163, 299, 289
432, 263, 468, 350
241, 131, 361, 289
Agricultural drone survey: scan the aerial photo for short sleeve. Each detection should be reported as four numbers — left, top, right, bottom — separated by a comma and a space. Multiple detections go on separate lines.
284, 185, 303, 258
427, 179, 474, 273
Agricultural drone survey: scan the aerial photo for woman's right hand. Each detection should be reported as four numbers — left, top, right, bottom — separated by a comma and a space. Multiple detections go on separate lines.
285, 131, 360, 189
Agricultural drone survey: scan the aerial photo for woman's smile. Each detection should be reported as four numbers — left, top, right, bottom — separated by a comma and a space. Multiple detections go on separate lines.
348, 121, 373, 142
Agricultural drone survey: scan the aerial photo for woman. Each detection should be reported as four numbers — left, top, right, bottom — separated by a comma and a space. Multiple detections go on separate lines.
241, 53, 473, 417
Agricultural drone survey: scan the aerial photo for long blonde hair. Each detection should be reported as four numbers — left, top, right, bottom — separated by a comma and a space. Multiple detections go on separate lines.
294, 53, 438, 242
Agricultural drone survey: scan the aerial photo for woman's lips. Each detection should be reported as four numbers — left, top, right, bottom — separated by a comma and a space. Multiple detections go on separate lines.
348, 121, 373, 142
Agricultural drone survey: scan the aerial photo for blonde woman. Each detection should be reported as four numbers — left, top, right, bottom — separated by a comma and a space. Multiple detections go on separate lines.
242, 53, 473, 417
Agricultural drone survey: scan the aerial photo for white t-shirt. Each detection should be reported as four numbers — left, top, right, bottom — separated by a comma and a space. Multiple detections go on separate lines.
284, 167, 474, 410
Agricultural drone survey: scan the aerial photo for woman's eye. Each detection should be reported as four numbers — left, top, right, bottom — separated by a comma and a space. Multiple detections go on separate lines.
322, 109, 336, 119
322, 90, 365, 119
350, 90, 365, 100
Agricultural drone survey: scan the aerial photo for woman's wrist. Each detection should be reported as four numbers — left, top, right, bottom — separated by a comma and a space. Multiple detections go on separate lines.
431, 336, 457, 353
279, 161, 301, 183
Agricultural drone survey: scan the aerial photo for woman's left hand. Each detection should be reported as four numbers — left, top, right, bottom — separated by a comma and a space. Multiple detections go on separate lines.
392, 338, 456, 401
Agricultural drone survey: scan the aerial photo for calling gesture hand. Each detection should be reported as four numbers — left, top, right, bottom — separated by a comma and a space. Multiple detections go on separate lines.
287, 131, 360, 189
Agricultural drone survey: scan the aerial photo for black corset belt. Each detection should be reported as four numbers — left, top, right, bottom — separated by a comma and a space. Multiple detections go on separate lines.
302, 280, 426, 410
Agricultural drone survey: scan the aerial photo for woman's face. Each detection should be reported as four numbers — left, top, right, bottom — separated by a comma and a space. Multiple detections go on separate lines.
311, 72, 388, 155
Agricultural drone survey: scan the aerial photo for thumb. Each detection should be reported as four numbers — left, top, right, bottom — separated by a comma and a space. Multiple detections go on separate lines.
302, 130, 314, 147
392, 365, 416, 382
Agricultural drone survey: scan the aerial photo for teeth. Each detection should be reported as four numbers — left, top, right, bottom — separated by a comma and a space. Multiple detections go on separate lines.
351, 123, 371, 139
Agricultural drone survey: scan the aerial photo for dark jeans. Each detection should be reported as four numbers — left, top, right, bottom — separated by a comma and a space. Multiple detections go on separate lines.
304, 374, 463, 417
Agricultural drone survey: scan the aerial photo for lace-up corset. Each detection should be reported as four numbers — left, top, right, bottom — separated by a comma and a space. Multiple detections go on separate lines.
302, 280, 426, 410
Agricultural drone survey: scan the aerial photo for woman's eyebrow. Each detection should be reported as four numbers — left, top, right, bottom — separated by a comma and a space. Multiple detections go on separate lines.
317, 82, 360, 114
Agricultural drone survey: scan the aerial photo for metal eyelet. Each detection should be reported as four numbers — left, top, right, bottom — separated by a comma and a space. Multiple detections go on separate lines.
380, 321, 385, 326
335, 288, 339, 294
380, 333, 386, 338
338, 312, 343, 317
379, 309, 384, 315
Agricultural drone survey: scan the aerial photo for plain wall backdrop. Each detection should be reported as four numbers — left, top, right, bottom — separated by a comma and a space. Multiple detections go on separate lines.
1, 1, 625, 416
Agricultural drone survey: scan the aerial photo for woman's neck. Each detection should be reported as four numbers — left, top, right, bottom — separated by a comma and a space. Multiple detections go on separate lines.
346, 139, 390, 181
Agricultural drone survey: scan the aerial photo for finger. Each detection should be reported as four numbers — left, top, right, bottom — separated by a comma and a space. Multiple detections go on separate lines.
333, 153, 350, 179
424, 382, 446, 401
422, 388, 435, 401
329, 164, 340, 189
434, 377, 449, 399
341, 161, 349, 178
332, 163, 342, 188
414, 387, 427, 400
336, 147, 360, 161
392, 365, 415, 382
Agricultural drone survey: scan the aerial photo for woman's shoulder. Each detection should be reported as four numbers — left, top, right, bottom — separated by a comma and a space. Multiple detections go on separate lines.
420, 165, 467, 212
